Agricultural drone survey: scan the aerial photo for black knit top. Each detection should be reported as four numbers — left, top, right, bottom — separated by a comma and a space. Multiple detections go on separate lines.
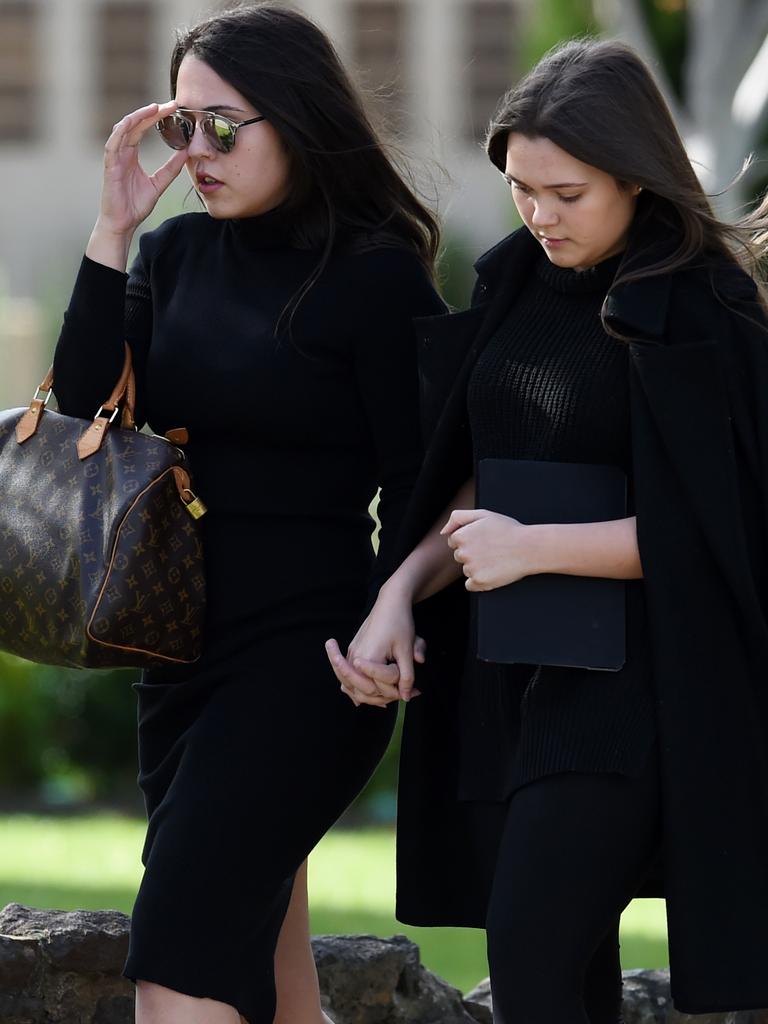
52, 210, 446, 637
460, 251, 656, 801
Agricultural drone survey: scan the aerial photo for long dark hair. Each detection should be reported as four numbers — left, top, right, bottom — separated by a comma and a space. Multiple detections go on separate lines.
485, 38, 768, 320
169, 2, 440, 324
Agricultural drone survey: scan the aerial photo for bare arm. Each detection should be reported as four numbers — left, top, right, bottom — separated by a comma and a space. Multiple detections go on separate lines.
523, 517, 642, 580
441, 509, 642, 591
325, 475, 475, 704
382, 475, 476, 605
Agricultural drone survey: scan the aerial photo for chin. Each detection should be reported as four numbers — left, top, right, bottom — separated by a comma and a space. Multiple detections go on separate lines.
543, 248, 581, 268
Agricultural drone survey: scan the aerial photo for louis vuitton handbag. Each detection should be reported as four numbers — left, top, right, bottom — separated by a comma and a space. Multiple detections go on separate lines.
0, 345, 206, 669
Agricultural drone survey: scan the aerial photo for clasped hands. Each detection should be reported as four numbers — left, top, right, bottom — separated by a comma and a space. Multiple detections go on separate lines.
326, 508, 530, 708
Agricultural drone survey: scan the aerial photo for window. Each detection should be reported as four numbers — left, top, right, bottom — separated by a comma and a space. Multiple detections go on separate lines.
0, 1, 40, 143
349, 1, 407, 132
466, 0, 517, 143
95, 2, 154, 142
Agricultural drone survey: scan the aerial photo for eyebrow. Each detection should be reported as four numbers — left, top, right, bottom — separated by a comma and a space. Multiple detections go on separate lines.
504, 173, 588, 189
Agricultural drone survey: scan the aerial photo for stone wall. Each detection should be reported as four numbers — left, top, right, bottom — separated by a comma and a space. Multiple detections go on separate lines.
0, 904, 766, 1024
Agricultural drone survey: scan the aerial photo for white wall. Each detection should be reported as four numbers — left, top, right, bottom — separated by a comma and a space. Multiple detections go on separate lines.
2, 0, 521, 295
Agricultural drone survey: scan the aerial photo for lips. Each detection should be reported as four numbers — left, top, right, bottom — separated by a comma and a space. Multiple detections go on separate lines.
195, 170, 224, 197
539, 235, 568, 247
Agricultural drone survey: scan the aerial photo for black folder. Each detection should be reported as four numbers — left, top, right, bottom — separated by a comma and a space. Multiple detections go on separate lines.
476, 458, 627, 671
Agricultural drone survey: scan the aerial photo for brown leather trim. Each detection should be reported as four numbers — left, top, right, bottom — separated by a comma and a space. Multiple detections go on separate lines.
76, 416, 112, 460
165, 427, 189, 445
16, 399, 45, 443
85, 466, 201, 665
172, 465, 192, 500
39, 367, 54, 393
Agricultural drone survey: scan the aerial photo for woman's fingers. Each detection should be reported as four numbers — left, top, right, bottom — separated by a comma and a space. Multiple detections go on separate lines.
351, 661, 400, 702
392, 642, 417, 702
149, 147, 189, 194
325, 640, 381, 696
352, 657, 399, 689
104, 101, 177, 155
413, 635, 427, 664
124, 101, 178, 149
349, 689, 396, 708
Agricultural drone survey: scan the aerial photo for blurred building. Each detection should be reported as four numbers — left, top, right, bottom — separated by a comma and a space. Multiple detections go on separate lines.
0, 0, 523, 397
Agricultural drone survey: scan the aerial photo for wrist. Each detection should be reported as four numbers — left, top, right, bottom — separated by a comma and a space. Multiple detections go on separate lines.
521, 523, 564, 576
379, 572, 416, 607
86, 222, 134, 273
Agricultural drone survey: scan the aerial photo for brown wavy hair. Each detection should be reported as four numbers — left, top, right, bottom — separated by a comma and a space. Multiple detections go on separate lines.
485, 38, 768, 317
170, 2, 440, 324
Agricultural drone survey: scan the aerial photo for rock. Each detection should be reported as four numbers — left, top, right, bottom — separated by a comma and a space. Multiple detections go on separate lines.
0, 904, 129, 974
463, 978, 493, 1023
0, 909, 481, 1024
0, 905, 133, 1024
311, 933, 478, 1024
1, 905, 766, 1024
622, 968, 674, 1024
470, 969, 768, 1024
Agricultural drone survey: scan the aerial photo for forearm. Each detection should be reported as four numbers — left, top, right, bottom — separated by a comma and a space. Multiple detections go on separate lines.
525, 516, 643, 580
382, 476, 475, 604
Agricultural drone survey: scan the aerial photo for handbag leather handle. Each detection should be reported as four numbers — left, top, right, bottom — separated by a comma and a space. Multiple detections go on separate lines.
16, 344, 137, 451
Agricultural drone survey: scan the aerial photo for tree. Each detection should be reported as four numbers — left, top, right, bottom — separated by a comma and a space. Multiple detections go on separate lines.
595, 0, 768, 213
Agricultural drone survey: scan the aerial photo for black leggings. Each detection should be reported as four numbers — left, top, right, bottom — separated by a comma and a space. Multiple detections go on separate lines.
485, 751, 661, 1024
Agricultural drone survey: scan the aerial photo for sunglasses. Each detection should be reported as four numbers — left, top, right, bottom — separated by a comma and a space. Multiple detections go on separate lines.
155, 108, 266, 154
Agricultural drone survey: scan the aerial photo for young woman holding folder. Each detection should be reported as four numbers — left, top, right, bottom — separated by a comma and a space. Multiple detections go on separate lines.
327, 39, 768, 1024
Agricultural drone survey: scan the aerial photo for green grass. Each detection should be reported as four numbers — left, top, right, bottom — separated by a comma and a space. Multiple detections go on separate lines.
0, 815, 668, 994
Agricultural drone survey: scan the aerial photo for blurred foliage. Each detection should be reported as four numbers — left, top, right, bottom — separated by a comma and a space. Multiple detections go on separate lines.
520, 0, 599, 70
0, 649, 401, 817
438, 231, 479, 310
0, 654, 139, 807
640, 0, 687, 100
520, 0, 687, 88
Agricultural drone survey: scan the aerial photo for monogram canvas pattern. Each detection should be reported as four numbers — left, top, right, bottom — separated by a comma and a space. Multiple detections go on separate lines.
0, 407, 206, 668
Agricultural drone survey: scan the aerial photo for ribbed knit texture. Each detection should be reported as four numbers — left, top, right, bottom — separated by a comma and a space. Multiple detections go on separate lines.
460, 252, 656, 801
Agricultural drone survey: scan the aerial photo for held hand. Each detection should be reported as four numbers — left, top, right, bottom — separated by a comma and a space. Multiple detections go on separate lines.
325, 589, 426, 706
98, 101, 188, 236
441, 509, 534, 591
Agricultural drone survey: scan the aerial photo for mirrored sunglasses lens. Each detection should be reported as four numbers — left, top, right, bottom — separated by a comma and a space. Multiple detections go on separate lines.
204, 115, 236, 153
157, 114, 191, 150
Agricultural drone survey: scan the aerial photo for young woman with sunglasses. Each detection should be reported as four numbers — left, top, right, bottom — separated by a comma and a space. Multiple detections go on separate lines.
52, 5, 443, 1023
328, 39, 768, 1024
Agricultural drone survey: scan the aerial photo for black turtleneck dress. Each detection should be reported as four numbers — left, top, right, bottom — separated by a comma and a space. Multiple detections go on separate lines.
52, 209, 444, 1023
462, 252, 656, 802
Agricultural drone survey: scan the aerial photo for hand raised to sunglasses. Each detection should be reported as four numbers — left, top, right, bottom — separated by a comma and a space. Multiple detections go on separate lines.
87, 101, 188, 272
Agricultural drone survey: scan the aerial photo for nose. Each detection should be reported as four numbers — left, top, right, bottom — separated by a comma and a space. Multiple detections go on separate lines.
184, 119, 216, 160
530, 199, 559, 229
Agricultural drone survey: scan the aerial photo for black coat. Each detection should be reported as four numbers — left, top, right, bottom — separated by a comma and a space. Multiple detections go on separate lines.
394, 217, 768, 1014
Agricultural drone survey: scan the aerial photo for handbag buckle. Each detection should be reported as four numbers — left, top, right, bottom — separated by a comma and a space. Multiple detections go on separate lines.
93, 405, 120, 424
32, 386, 53, 406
